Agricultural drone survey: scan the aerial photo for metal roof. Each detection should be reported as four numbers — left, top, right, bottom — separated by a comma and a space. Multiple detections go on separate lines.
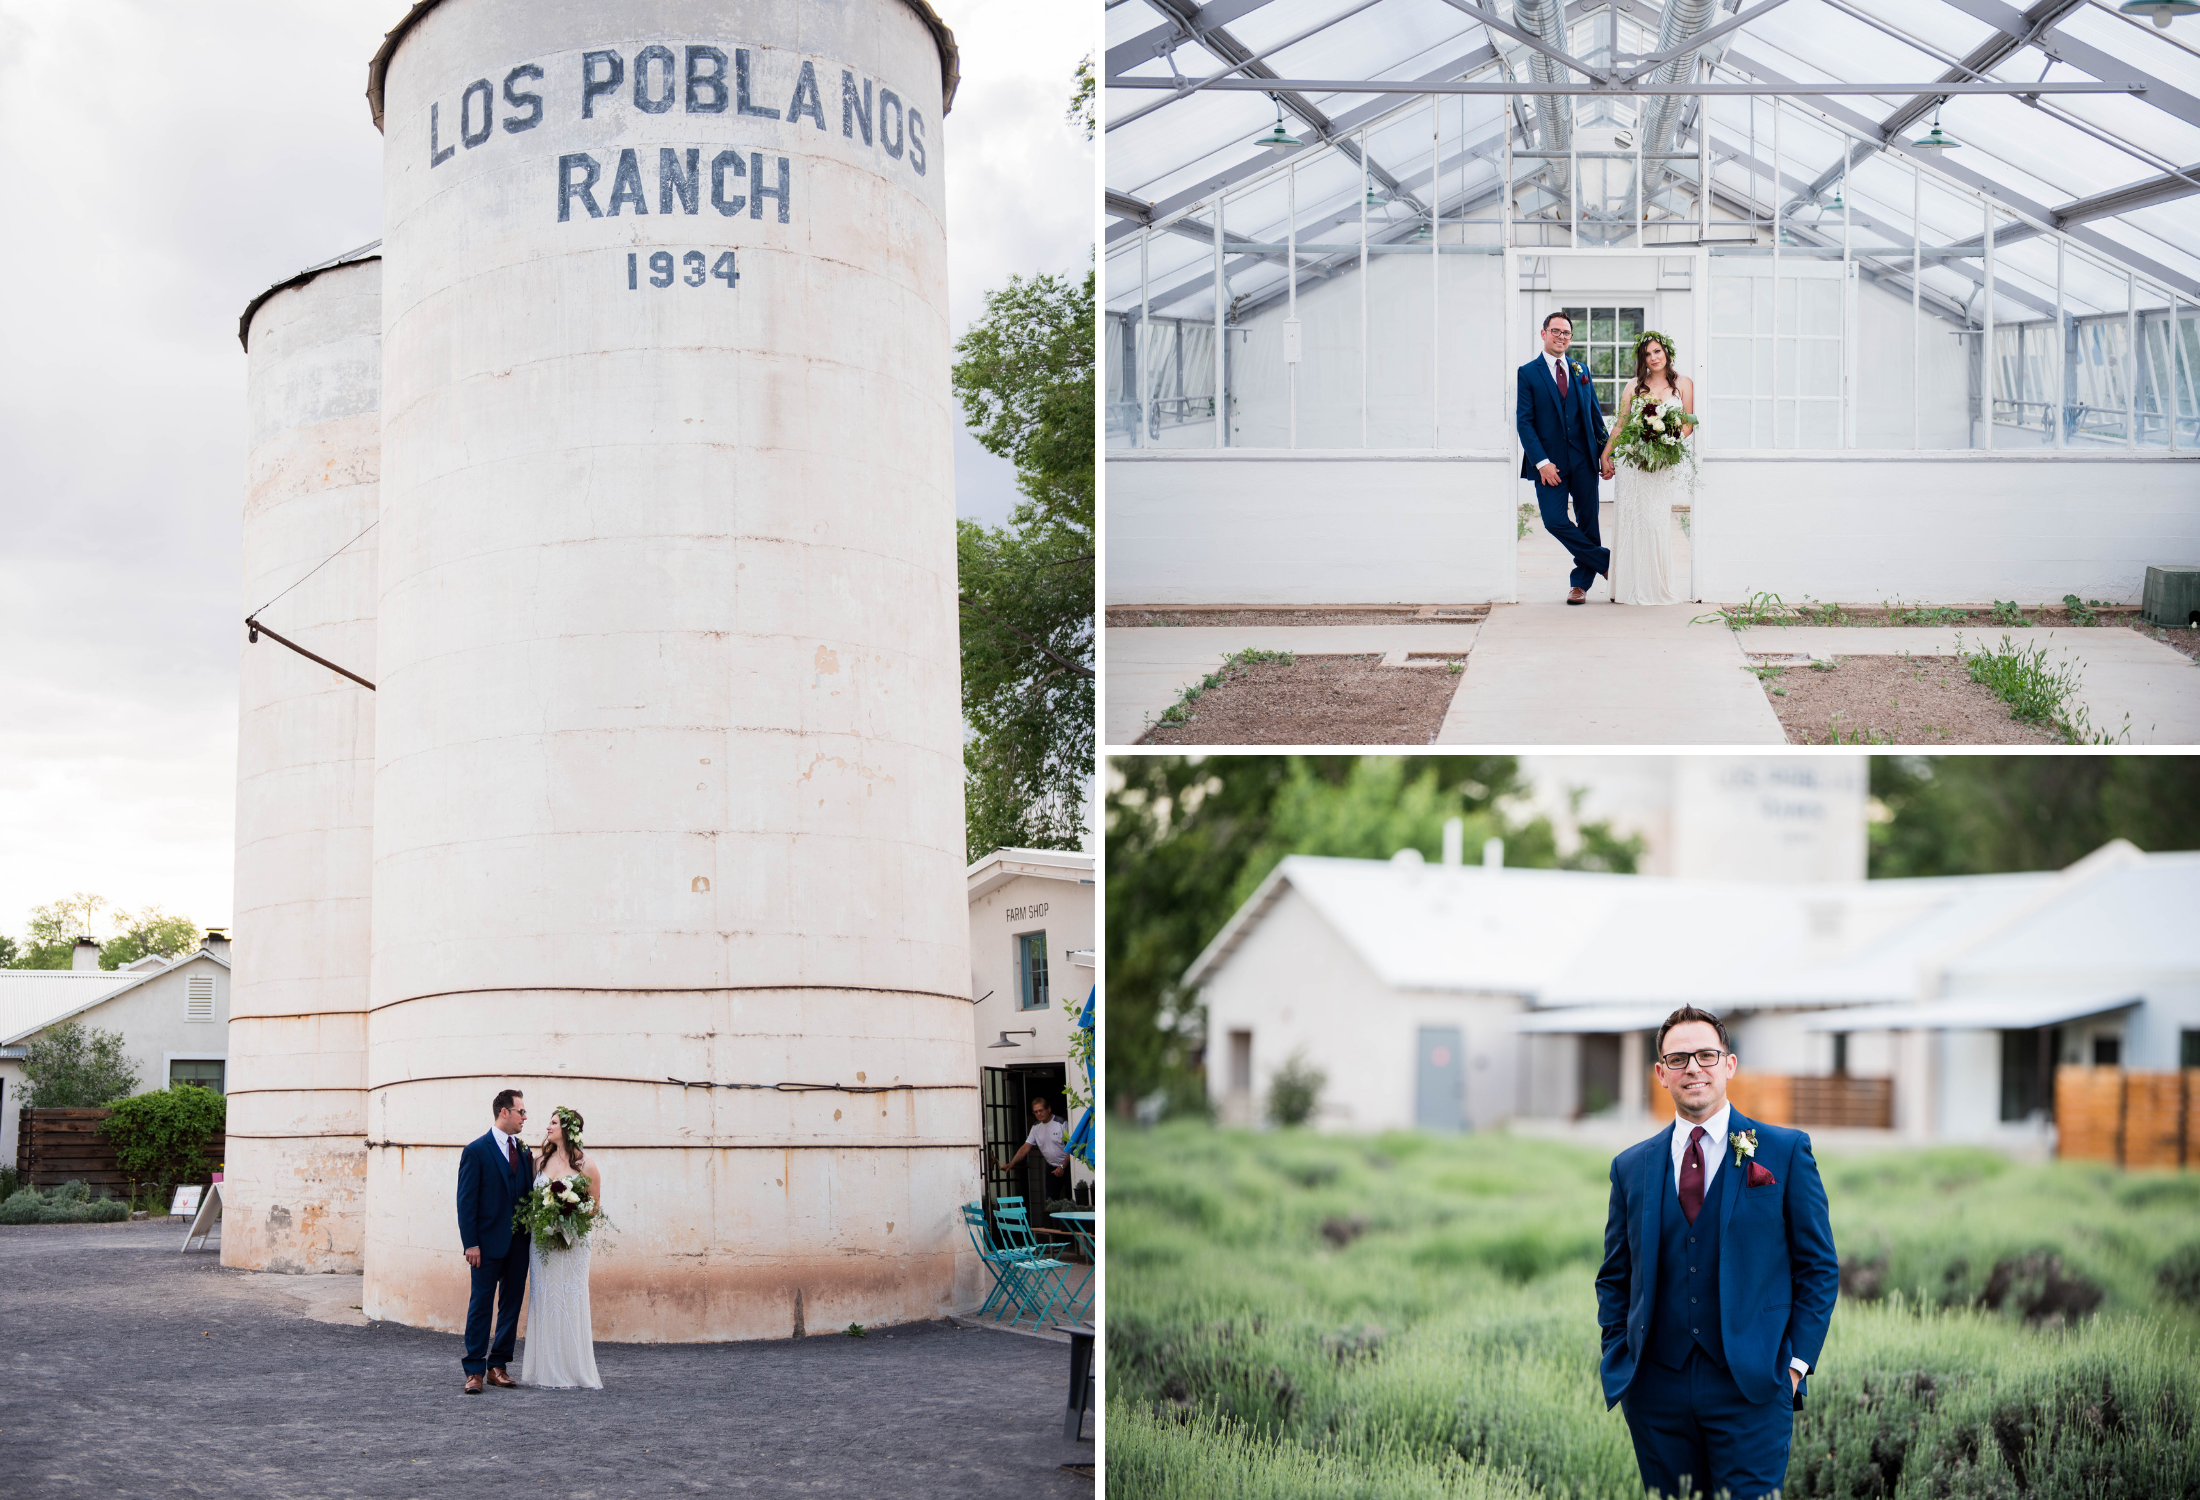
1105, 0, 2200, 321
236, 241, 382, 353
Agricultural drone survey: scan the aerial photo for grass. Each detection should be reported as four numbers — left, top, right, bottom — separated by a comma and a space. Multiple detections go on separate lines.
1106, 1124, 2200, 1500
1955, 634, 2129, 745
1149, 648, 1296, 730
1518, 502, 1537, 542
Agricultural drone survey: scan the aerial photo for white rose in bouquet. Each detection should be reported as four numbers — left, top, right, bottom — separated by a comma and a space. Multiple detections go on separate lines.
560, 1187, 581, 1204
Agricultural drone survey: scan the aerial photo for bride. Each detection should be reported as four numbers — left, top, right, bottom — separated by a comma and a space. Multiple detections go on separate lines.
1597, 331, 1693, 607
520, 1106, 603, 1389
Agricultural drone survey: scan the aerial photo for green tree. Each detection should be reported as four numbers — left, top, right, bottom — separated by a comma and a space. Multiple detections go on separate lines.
952, 264, 1095, 860
0, 935, 17, 967
102, 1084, 226, 1202
1068, 54, 1094, 141
1870, 755, 2200, 877
1105, 756, 1641, 1117
14, 893, 108, 969
20, 1020, 140, 1107
99, 908, 200, 970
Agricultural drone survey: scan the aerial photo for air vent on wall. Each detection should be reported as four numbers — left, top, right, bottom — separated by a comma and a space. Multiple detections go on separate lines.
186, 975, 215, 1023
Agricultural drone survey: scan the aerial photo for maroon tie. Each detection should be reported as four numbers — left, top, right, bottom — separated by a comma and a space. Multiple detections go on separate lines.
1678, 1126, 1706, 1224
1556, 358, 1569, 399
508, 1137, 521, 1175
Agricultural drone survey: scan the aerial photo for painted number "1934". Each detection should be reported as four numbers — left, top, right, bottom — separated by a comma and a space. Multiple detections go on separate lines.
628, 250, 739, 289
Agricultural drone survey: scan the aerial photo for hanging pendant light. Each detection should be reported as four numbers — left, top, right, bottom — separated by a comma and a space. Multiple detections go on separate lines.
1910, 107, 1957, 151
1252, 99, 1302, 151
2119, 0, 2199, 27
1823, 190, 1847, 216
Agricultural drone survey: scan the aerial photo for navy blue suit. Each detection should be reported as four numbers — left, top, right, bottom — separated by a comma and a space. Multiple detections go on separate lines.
1516, 354, 1612, 591
456, 1129, 533, 1374
1596, 1110, 1839, 1500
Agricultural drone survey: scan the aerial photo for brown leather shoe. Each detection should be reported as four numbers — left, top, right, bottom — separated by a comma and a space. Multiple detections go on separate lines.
1566, 587, 1587, 605
486, 1367, 517, 1388
463, 1373, 484, 1395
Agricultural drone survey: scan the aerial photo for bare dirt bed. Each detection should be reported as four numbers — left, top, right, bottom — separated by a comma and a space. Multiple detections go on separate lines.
1137, 654, 1462, 745
1749, 655, 2057, 745
2129, 620, 2200, 662
1107, 609, 1486, 628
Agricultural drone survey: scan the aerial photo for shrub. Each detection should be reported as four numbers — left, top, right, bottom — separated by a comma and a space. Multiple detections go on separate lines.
1267, 1053, 1325, 1129
2159, 1243, 2200, 1311
0, 1181, 129, 1224
0, 1166, 17, 1201
18, 1020, 139, 1107
101, 1083, 225, 1201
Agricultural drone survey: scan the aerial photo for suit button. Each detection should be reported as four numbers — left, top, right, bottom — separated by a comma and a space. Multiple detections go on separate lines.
1691, 1297, 1698, 1304
1690, 1266, 1696, 1273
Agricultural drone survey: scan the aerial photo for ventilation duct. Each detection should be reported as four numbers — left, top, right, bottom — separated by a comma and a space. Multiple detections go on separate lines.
1640, 0, 1716, 152
1513, 0, 1573, 192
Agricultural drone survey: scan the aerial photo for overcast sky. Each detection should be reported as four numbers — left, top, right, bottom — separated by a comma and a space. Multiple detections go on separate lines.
0, 0, 1094, 943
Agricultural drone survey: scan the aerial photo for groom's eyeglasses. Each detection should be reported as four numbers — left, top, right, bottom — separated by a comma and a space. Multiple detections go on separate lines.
1658, 1048, 1730, 1071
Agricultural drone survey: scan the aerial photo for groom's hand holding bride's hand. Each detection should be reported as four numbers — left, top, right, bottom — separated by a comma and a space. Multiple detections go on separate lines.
1601, 457, 1615, 480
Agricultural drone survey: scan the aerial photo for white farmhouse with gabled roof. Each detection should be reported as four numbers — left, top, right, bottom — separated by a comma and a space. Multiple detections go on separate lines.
2, 936, 233, 1170
1190, 841, 2200, 1148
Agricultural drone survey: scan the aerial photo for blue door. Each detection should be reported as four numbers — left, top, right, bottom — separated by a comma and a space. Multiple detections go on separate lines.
1416, 1027, 1465, 1131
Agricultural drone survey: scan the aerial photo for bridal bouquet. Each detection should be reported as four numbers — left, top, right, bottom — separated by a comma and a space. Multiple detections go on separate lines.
514, 1172, 604, 1250
1614, 392, 1699, 475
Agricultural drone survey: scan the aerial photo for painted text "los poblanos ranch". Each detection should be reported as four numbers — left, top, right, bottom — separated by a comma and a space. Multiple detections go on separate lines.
421, 44, 930, 225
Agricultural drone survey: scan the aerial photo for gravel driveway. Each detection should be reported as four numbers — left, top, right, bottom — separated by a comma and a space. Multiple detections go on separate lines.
0, 1220, 1091, 1499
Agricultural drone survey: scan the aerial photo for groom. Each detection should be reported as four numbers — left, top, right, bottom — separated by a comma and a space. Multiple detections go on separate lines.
456, 1087, 532, 1395
1596, 1007, 1839, 1500
1516, 311, 1614, 604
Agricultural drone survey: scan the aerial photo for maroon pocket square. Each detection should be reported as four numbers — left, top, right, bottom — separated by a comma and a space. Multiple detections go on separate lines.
1746, 1160, 1777, 1188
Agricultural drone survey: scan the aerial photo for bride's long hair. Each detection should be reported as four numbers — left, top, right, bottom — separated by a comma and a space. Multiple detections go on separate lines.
1629, 333, 1683, 405
537, 1106, 587, 1174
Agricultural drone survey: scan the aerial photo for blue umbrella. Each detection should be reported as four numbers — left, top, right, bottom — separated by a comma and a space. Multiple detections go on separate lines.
1064, 985, 1095, 1167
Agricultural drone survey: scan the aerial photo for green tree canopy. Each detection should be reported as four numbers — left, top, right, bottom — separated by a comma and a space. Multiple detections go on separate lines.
1105, 756, 1641, 1116
20, 1020, 140, 1107
99, 908, 200, 970
1870, 755, 2200, 877
14, 893, 108, 969
952, 264, 1096, 860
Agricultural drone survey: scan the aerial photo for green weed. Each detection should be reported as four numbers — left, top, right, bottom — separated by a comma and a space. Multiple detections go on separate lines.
2061, 594, 2098, 627
1956, 635, 2127, 744
1885, 599, 1968, 628
1694, 591, 1792, 630
1517, 502, 1536, 541
1989, 600, 2031, 628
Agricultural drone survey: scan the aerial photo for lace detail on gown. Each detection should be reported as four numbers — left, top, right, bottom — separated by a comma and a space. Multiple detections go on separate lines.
520, 1171, 602, 1389
1610, 445, 1687, 606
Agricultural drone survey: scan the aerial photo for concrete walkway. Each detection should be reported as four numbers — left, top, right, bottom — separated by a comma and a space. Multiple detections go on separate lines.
1104, 623, 1482, 744
0, 1219, 1090, 1500
1436, 599, 1785, 744
1102, 504, 2200, 745
1737, 624, 2200, 744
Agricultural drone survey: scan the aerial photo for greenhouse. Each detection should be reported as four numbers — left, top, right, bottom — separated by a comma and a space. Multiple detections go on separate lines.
1103, 0, 2200, 608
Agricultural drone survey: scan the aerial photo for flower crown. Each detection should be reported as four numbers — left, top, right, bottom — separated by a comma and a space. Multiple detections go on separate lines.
1634, 329, 1680, 365
553, 1105, 584, 1153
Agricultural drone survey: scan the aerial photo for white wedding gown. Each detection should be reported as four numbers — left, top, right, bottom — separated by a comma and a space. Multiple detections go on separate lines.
1610, 441, 1687, 606
519, 1170, 602, 1389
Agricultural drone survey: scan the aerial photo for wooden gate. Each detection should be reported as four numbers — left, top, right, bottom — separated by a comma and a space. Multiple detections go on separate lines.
15, 1107, 228, 1193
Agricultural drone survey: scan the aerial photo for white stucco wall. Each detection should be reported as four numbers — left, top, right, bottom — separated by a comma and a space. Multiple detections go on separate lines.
1199, 885, 1528, 1132
1106, 451, 1520, 605
1691, 452, 2200, 606
967, 862, 1094, 1189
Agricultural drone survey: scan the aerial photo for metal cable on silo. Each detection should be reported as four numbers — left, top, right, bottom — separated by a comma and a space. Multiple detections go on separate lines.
244, 518, 381, 688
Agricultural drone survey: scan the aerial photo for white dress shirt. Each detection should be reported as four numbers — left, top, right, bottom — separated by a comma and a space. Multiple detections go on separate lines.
1669, 1101, 1810, 1377
1543, 349, 1569, 387
493, 1127, 526, 1174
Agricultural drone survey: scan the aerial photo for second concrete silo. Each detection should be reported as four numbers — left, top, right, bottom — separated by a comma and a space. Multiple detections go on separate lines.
225, 247, 382, 1273
361, 0, 975, 1338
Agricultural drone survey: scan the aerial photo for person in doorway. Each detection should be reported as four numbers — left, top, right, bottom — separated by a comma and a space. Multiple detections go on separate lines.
1595, 1007, 1838, 1500
1517, 311, 1615, 604
1001, 1095, 1071, 1215
456, 1088, 533, 1395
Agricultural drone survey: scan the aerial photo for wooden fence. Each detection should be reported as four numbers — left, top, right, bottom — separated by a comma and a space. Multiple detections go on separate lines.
13, 1107, 227, 1193
1648, 1073, 1892, 1130
2055, 1068, 2199, 1167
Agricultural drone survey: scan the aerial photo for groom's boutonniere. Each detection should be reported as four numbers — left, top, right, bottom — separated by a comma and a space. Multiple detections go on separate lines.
1734, 1129, 1777, 1186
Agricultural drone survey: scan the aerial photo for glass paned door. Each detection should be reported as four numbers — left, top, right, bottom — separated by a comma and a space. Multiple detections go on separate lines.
1562, 305, 1646, 416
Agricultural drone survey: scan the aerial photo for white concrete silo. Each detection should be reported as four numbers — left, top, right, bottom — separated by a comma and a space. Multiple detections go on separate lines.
226, 248, 382, 1273
362, 1, 976, 1338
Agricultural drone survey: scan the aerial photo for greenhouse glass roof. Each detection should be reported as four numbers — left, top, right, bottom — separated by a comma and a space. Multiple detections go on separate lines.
1104, 0, 2200, 322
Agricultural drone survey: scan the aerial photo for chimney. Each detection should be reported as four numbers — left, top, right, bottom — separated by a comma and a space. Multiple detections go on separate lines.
72, 937, 102, 972
1442, 818, 1464, 867
201, 929, 231, 960
1483, 837, 1504, 870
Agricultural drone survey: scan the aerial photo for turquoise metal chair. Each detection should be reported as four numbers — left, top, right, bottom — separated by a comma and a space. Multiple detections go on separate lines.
962, 1202, 1033, 1322
991, 1199, 1074, 1326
